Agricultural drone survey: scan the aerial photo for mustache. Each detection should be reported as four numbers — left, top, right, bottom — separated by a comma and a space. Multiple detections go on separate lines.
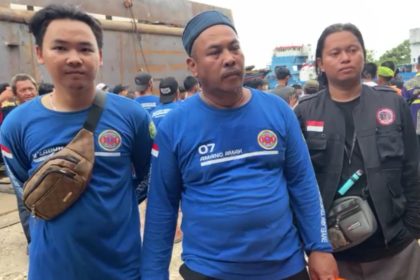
221, 69, 242, 79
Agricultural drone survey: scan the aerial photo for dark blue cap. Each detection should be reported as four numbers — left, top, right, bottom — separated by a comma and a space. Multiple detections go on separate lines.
182, 10, 236, 56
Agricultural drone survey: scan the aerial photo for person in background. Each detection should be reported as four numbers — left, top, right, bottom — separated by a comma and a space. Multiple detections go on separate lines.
2, 74, 39, 254
151, 78, 179, 131
296, 22, 420, 280
274, 66, 290, 87
0, 83, 18, 120
140, 10, 337, 280
183, 75, 200, 98
95, 82, 108, 91
150, 77, 183, 243
247, 78, 268, 90
376, 66, 402, 94
381, 60, 404, 90
126, 90, 135, 100
178, 85, 186, 102
362, 62, 377, 86
112, 83, 129, 96
38, 83, 54, 96
402, 55, 420, 146
11, 74, 38, 104
270, 84, 298, 109
303, 79, 319, 95
0, 83, 15, 125
291, 84, 303, 96
270, 67, 298, 108
134, 72, 159, 114
1, 4, 153, 280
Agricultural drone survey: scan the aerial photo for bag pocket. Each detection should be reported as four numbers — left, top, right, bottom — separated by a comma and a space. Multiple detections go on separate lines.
306, 137, 327, 167
327, 197, 377, 252
384, 168, 406, 221
376, 126, 404, 162
23, 155, 91, 220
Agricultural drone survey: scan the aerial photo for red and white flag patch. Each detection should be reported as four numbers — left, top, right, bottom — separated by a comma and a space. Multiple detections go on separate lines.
1, 144, 12, 159
307, 121, 324, 132
151, 143, 159, 157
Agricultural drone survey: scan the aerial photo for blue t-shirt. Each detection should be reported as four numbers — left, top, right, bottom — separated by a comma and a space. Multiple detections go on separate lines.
1, 93, 153, 280
134, 95, 160, 114
140, 89, 332, 280
151, 102, 178, 128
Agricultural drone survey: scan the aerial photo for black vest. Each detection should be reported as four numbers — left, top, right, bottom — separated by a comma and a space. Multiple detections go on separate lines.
295, 85, 419, 242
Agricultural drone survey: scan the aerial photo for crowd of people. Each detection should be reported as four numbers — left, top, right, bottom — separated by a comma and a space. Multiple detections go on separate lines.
1, 3, 420, 280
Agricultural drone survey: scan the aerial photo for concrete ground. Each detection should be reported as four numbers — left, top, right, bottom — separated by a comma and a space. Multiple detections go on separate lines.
0, 192, 183, 280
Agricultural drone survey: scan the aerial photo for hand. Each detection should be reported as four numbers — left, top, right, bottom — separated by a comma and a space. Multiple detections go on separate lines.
308, 251, 339, 280
0, 87, 14, 102
288, 94, 298, 108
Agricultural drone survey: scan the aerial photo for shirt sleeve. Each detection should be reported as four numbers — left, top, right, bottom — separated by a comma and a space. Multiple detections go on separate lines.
140, 123, 182, 280
401, 85, 412, 101
283, 105, 332, 254
399, 98, 420, 238
131, 109, 154, 203
0, 121, 29, 198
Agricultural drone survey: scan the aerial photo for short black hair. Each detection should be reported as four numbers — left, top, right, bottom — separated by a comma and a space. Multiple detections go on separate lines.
28, 4, 103, 50
247, 78, 266, 89
381, 61, 395, 72
362, 62, 377, 79
126, 91, 135, 100
291, 84, 302, 90
275, 67, 290, 80
178, 85, 186, 93
315, 23, 366, 86
418, 55, 420, 65
0, 83, 9, 93
38, 83, 54, 95
305, 87, 319, 95
183, 76, 199, 92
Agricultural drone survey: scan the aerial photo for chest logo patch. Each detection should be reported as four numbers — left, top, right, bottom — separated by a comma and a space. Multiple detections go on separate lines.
376, 108, 395, 126
258, 130, 278, 150
98, 130, 122, 151
149, 121, 156, 139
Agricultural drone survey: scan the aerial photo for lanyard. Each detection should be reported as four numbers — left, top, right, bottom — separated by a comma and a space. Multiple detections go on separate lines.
344, 132, 357, 165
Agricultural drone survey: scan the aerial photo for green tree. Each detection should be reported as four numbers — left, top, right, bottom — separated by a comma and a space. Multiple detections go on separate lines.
366, 49, 376, 62
378, 40, 411, 65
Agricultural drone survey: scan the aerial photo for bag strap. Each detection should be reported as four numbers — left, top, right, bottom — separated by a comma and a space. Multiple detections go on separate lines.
82, 90, 107, 133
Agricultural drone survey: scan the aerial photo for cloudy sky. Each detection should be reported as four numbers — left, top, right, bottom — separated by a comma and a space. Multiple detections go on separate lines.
193, 0, 420, 68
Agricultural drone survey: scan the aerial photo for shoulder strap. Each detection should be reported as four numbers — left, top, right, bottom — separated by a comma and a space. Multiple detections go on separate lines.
83, 90, 107, 132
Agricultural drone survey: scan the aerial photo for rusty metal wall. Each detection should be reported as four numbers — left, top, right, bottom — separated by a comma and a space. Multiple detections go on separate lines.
0, 0, 233, 26
0, 20, 190, 90
98, 30, 190, 90
0, 0, 232, 91
0, 21, 40, 83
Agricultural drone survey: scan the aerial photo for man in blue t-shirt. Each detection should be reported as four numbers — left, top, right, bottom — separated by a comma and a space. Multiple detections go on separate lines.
151, 77, 179, 128
151, 77, 183, 243
1, 5, 153, 280
140, 10, 337, 280
183, 75, 200, 99
134, 72, 159, 114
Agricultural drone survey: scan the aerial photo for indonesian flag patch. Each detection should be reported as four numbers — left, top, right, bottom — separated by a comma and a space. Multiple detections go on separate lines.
307, 121, 324, 132
151, 143, 159, 157
1, 144, 12, 159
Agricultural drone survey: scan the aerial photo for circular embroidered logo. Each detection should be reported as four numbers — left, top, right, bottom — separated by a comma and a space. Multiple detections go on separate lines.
376, 108, 395, 126
149, 121, 156, 139
98, 130, 122, 151
258, 130, 278, 150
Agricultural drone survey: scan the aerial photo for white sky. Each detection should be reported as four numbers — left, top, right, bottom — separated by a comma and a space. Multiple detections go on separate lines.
193, 0, 420, 68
